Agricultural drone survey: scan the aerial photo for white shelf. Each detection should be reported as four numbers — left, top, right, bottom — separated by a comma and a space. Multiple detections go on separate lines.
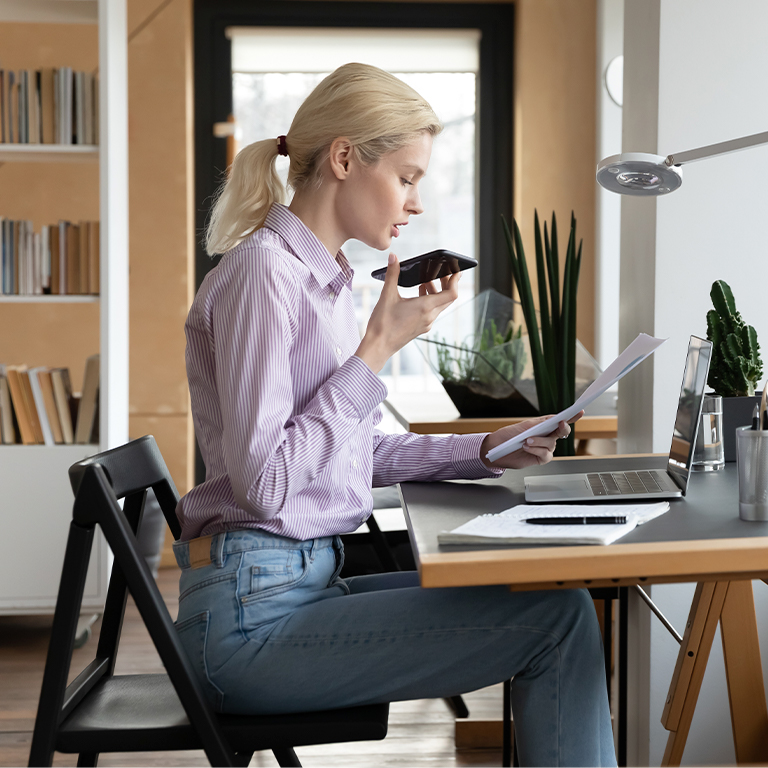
0, 295, 99, 303
0, 144, 98, 163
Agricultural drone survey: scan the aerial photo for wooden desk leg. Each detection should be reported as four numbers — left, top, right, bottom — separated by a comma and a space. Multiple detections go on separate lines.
661, 582, 728, 766
719, 580, 768, 764
662, 581, 768, 766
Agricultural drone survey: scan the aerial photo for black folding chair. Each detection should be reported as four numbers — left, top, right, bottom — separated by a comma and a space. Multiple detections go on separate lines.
28, 435, 388, 767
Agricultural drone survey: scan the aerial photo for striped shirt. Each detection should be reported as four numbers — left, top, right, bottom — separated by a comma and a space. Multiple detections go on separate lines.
177, 203, 501, 541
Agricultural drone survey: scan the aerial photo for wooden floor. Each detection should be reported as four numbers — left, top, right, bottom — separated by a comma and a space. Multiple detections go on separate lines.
0, 566, 506, 767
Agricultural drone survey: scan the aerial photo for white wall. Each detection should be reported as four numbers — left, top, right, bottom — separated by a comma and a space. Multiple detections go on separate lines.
620, 1, 768, 764
594, 0, 623, 371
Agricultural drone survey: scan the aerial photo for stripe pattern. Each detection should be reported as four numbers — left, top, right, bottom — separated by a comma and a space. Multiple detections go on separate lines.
178, 203, 500, 541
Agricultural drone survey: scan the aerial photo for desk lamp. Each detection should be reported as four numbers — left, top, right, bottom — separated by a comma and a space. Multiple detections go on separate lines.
596, 129, 768, 196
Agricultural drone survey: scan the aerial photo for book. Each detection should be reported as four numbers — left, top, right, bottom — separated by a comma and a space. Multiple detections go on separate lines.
66, 222, 79, 295
79, 221, 89, 294
437, 503, 671, 546
75, 354, 99, 444
27, 367, 55, 446
18, 367, 44, 443
88, 221, 99, 293
0, 368, 16, 444
50, 367, 74, 444
40, 67, 55, 144
36, 368, 64, 444
5, 366, 36, 444
50, 224, 60, 294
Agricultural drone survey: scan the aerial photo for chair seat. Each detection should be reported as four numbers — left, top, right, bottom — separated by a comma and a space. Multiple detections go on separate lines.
56, 674, 389, 754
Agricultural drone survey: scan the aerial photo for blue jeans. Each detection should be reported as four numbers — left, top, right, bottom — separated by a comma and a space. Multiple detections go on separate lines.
174, 528, 616, 767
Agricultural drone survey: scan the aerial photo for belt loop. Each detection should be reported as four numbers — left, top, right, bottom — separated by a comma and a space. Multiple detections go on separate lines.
213, 532, 226, 568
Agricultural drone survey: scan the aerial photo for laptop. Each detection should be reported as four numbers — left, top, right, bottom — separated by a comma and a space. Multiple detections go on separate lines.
524, 335, 713, 502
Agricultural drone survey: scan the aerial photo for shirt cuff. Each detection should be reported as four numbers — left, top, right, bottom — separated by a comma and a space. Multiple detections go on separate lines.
329, 355, 388, 420
451, 433, 505, 478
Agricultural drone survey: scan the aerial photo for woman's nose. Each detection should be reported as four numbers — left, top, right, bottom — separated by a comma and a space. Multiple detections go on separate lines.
407, 189, 424, 216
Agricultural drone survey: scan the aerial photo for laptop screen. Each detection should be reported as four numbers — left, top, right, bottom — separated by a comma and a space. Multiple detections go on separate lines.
666, 336, 713, 491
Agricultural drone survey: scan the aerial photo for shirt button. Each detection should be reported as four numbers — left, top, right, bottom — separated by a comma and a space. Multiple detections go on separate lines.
336, 346, 342, 356
352, 458, 358, 468
329, 291, 335, 301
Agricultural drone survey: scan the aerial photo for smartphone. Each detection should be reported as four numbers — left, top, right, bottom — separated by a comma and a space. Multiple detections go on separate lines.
371, 249, 478, 288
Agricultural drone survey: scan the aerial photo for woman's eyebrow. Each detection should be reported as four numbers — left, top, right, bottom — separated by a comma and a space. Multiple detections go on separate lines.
401, 164, 426, 177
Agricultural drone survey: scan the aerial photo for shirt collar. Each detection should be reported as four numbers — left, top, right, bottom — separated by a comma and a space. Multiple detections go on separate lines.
262, 203, 353, 289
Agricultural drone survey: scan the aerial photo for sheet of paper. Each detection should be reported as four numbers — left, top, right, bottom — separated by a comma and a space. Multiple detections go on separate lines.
485, 333, 667, 463
437, 502, 670, 546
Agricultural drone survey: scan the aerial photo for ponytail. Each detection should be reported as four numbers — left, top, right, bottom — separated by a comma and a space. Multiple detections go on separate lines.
205, 139, 285, 256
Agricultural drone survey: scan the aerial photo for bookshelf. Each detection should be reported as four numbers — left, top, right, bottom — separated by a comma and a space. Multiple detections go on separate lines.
0, 0, 128, 615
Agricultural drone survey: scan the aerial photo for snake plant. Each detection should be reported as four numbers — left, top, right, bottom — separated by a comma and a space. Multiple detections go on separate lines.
502, 211, 582, 455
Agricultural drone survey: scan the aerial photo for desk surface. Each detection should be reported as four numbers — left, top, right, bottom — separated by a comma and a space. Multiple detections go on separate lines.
400, 455, 768, 590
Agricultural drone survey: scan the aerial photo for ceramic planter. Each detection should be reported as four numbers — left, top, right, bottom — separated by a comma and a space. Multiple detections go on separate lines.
721, 392, 762, 461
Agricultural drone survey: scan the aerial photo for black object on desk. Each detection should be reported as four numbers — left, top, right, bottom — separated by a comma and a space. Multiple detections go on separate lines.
526, 516, 627, 525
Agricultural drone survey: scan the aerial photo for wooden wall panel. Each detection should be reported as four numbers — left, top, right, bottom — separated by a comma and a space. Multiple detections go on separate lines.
514, 0, 597, 354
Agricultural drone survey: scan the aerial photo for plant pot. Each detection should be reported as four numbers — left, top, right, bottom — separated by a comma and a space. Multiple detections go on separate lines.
721, 392, 762, 462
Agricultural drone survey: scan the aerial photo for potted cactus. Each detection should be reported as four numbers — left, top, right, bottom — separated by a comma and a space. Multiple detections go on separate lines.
705, 280, 763, 460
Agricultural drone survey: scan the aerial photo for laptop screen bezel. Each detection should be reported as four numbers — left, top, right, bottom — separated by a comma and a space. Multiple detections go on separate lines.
666, 335, 713, 494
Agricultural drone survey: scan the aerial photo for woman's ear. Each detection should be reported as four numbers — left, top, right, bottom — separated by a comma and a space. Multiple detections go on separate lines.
328, 137, 353, 180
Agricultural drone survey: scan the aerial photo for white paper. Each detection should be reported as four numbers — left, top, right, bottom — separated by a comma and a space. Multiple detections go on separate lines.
437, 502, 670, 546
485, 333, 667, 463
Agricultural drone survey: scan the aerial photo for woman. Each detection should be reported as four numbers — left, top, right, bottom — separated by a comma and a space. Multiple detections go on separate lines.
174, 63, 615, 766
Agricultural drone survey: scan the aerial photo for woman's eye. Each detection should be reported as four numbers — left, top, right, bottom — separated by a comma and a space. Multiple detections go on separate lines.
401, 178, 413, 186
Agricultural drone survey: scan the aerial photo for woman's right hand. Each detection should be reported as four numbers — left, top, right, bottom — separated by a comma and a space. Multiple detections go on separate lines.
355, 252, 460, 373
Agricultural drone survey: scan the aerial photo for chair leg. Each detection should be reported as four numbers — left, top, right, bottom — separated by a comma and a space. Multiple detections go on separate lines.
444, 694, 470, 718
503, 678, 512, 768
76, 753, 98, 767
365, 514, 400, 572
272, 747, 302, 767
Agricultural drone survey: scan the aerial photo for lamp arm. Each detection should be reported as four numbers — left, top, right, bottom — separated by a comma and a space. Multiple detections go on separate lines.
665, 129, 768, 166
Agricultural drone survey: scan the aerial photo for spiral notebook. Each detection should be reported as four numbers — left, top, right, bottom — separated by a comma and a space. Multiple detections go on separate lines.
437, 503, 670, 546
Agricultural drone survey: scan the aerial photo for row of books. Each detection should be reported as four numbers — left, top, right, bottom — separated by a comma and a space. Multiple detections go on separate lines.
1, 219, 100, 296
0, 355, 99, 445
0, 67, 98, 146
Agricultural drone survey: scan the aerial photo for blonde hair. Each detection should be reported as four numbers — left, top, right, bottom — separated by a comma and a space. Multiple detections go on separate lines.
205, 63, 442, 255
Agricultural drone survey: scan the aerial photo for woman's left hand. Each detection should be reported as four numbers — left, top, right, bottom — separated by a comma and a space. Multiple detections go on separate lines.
479, 411, 584, 470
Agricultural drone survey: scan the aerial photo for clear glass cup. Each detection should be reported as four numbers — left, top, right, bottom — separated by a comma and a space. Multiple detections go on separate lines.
736, 425, 768, 521
692, 394, 725, 471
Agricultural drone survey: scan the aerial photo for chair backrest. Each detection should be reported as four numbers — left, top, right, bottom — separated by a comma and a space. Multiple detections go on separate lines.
29, 436, 236, 766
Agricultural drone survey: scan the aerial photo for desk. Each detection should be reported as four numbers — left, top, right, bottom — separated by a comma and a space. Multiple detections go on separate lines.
384, 390, 617, 452
399, 455, 768, 766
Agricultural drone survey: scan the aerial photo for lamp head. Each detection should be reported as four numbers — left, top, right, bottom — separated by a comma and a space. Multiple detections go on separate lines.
596, 152, 683, 196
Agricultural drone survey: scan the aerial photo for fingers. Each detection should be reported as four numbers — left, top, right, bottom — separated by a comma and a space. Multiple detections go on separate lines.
522, 436, 556, 464
382, 253, 401, 296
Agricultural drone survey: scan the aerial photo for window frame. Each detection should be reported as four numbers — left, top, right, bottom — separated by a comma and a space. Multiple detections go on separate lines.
193, 0, 514, 294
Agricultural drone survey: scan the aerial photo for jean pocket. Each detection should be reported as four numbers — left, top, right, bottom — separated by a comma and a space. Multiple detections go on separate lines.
174, 610, 225, 711
240, 548, 309, 604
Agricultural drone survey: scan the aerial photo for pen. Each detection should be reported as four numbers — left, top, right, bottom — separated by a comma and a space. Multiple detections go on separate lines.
525, 516, 627, 525
752, 403, 760, 431
761, 383, 768, 430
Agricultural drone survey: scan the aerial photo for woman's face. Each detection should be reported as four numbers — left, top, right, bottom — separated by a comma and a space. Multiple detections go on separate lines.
336, 132, 432, 252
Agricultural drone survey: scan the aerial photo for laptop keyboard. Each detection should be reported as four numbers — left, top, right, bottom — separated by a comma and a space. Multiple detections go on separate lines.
587, 471, 668, 496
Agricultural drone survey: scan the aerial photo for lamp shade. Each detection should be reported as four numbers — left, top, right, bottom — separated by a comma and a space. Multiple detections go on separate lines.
596, 153, 683, 196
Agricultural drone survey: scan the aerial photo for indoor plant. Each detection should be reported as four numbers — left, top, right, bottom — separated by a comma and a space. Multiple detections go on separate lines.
502, 210, 584, 455
419, 289, 539, 418
705, 279, 763, 460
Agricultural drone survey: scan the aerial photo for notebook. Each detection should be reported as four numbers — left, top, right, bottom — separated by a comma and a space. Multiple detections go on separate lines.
525, 335, 712, 503
438, 503, 671, 546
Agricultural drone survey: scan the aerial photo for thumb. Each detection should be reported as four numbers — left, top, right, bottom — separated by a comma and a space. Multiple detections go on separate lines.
382, 252, 400, 294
